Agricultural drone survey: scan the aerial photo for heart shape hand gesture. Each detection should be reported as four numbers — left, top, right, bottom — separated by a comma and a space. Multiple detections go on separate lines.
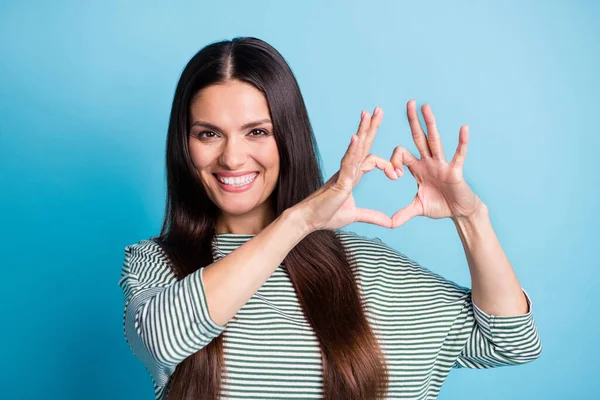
295, 101, 482, 232
389, 100, 482, 228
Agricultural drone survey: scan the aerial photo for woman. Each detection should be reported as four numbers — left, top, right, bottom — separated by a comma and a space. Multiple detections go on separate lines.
119, 37, 541, 400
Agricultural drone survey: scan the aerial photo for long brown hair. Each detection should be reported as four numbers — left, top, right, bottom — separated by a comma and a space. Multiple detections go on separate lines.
155, 37, 389, 400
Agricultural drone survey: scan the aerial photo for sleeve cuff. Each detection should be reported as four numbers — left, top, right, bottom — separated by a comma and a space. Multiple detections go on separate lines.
472, 288, 534, 336
190, 267, 228, 332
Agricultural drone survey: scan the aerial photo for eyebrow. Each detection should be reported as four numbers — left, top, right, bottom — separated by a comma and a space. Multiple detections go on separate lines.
191, 119, 272, 131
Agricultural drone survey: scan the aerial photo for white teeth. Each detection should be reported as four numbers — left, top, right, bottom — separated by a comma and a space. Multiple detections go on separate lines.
216, 173, 258, 187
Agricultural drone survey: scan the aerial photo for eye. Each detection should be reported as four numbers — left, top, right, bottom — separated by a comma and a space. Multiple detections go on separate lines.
196, 130, 218, 139
248, 128, 269, 137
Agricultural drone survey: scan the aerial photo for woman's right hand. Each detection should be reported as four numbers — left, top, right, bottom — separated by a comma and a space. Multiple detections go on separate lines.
293, 107, 401, 232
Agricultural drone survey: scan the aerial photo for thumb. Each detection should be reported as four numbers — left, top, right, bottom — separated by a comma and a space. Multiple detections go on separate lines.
355, 208, 393, 228
391, 199, 422, 228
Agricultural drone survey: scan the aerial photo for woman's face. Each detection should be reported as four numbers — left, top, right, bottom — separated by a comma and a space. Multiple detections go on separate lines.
188, 79, 280, 221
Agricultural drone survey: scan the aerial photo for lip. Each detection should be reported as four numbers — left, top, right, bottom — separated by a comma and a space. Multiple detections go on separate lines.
214, 172, 258, 193
214, 171, 258, 178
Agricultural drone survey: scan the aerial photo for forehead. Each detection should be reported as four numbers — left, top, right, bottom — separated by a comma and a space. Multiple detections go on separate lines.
190, 80, 270, 126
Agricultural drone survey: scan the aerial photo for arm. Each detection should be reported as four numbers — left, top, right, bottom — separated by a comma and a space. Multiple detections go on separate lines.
358, 101, 540, 368
451, 202, 542, 367
452, 202, 528, 316
454, 289, 542, 369
202, 209, 310, 326
119, 241, 223, 384
118, 209, 311, 384
390, 101, 533, 318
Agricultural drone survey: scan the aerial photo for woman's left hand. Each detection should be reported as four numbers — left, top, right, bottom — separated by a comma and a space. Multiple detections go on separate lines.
390, 100, 483, 228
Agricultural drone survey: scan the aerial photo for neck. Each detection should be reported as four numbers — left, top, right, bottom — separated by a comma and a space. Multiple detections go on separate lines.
215, 202, 276, 235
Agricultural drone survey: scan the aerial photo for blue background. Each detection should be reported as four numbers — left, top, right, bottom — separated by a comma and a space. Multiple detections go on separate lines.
1, 0, 598, 398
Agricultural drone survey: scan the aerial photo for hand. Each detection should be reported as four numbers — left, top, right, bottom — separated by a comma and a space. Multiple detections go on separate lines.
294, 107, 399, 232
390, 100, 483, 228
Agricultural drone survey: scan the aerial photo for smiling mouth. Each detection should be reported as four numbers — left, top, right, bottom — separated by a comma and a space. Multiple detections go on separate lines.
213, 172, 259, 187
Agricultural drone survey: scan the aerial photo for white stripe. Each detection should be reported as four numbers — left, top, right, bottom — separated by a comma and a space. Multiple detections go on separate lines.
119, 231, 542, 399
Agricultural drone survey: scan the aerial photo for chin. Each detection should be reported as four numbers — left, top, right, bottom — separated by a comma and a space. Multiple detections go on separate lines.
217, 201, 260, 216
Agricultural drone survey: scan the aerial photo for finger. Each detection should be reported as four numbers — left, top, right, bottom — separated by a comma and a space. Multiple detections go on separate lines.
362, 106, 384, 158
338, 110, 381, 189
421, 104, 447, 162
342, 110, 370, 167
337, 134, 360, 189
355, 208, 393, 228
406, 100, 432, 158
450, 125, 469, 169
350, 110, 370, 170
356, 110, 371, 159
361, 153, 400, 180
389, 146, 419, 177
391, 198, 422, 228
356, 109, 371, 142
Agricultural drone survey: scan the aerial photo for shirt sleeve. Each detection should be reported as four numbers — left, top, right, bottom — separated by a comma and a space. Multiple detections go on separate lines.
118, 239, 226, 388
452, 288, 542, 369
367, 235, 542, 371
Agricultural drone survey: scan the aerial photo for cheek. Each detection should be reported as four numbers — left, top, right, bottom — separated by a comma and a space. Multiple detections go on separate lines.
188, 142, 212, 170
263, 151, 280, 185
258, 140, 280, 168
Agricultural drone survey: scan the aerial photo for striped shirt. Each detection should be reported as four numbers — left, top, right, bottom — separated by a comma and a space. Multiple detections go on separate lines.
118, 230, 542, 400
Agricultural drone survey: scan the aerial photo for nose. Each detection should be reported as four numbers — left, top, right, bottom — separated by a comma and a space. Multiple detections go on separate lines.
219, 136, 248, 170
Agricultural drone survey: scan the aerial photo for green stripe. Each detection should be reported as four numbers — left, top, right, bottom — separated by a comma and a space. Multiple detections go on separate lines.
119, 230, 541, 400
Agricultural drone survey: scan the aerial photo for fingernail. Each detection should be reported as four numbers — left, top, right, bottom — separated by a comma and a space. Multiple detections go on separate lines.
395, 168, 403, 177
361, 110, 366, 119
374, 106, 380, 115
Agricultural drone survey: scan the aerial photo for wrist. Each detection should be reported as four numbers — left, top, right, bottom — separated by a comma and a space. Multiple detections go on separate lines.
281, 207, 314, 239
451, 201, 489, 247
451, 199, 488, 226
